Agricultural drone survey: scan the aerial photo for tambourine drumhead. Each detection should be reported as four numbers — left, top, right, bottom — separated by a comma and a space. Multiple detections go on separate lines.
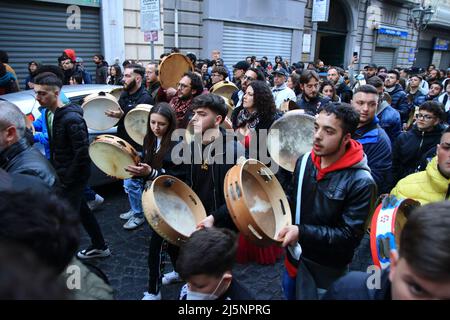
370, 198, 420, 269
124, 104, 153, 146
159, 53, 194, 89
210, 81, 239, 101
109, 87, 123, 100
88, 135, 140, 179
267, 111, 315, 172
224, 159, 292, 247
82, 92, 121, 130
142, 175, 207, 246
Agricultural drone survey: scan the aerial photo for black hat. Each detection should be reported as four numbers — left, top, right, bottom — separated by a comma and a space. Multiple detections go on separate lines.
364, 63, 378, 69
232, 60, 250, 71
272, 68, 289, 77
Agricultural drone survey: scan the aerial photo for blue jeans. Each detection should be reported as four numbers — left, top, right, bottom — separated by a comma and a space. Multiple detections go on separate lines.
282, 269, 296, 300
84, 186, 96, 202
282, 268, 328, 300
123, 178, 144, 219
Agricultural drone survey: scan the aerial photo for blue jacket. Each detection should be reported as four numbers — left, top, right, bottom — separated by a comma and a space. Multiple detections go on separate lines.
33, 92, 70, 160
376, 101, 401, 145
388, 84, 409, 123
323, 269, 391, 300
353, 118, 392, 194
407, 90, 426, 109
33, 108, 50, 159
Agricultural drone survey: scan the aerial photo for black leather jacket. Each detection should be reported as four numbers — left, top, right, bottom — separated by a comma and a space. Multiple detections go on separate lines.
287, 153, 377, 269
49, 103, 90, 188
0, 138, 59, 190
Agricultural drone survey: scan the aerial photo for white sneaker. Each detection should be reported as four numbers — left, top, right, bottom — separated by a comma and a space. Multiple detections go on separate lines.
142, 291, 161, 300
123, 216, 145, 230
119, 210, 134, 220
162, 271, 181, 285
87, 194, 104, 211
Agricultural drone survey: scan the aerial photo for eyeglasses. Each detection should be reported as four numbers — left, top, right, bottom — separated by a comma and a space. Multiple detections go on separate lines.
177, 83, 191, 89
211, 73, 221, 77
243, 75, 255, 82
415, 113, 435, 120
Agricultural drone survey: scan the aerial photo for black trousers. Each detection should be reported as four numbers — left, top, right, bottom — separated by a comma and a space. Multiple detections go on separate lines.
147, 229, 179, 294
63, 184, 106, 249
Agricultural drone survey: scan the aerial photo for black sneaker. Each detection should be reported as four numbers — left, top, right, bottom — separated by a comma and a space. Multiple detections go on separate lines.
77, 246, 111, 259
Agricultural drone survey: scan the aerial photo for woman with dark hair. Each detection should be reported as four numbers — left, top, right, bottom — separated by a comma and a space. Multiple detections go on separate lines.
124, 103, 180, 300
197, 60, 211, 89
320, 80, 340, 102
232, 80, 284, 265
287, 73, 302, 98
107, 64, 122, 85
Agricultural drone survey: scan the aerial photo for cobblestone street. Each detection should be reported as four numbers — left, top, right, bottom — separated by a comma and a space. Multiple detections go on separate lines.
80, 182, 285, 300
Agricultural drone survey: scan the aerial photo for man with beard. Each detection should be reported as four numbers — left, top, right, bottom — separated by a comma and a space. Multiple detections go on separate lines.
169, 71, 203, 129
327, 67, 353, 103
107, 64, 154, 149
93, 54, 108, 84
106, 64, 153, 230
296, 70, 330, 115
384, 70, 409, 123
351, 85, 392, 194
364, 63, 378, 81
278, 102, 377, 299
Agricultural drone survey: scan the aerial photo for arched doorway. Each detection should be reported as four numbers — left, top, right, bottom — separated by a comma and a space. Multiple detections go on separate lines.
315, 0, 348, 67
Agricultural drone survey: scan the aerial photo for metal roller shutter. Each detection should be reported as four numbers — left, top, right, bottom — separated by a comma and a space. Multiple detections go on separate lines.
222, 22, 293, 68
439, 51, 450, 69
372, 48, 396, 70
415, 49, 432, 69
0, 0, 102, 89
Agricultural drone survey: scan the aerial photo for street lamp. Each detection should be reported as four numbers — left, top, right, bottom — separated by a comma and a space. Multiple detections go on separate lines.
410, 5, 434, 30
410, 5, 435, 66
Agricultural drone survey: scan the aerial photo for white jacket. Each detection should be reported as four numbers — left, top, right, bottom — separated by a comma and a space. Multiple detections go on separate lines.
272, 86, 296, 109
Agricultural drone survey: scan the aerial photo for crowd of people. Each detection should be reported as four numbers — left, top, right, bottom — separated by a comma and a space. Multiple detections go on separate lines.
1, 46, 450, 301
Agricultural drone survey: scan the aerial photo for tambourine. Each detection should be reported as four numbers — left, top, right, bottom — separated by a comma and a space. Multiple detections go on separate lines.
159, 53, 194, 89
109, 87, 123, 101
124, 104, 153, 146
224, 159, 292, 247
370, 197, 420, 269
142, 175, 207, 246
210, 80, 239, 101
88, 135, 140, 179
267, 111, 315, 172
81, 92, 121, 130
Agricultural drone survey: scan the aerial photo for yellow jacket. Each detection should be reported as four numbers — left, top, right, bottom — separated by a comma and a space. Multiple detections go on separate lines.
391, 157, 450, 205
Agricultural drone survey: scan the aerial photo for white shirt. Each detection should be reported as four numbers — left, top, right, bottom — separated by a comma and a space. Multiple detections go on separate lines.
272, 86, 296, 109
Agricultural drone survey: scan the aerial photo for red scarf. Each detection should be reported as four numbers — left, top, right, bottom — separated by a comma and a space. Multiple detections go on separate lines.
170, 96, 193, 128
311, 139, 363, 181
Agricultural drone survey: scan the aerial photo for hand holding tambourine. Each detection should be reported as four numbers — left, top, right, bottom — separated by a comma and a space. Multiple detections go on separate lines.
125, 163, 152, 177
105, 106, 124, 119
